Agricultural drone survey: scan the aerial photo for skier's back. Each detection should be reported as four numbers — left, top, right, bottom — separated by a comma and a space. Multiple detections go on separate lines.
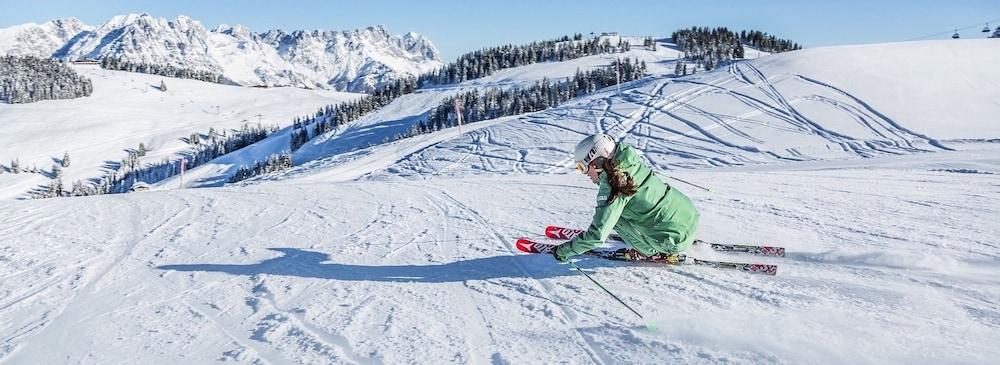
553, 134, 700, 261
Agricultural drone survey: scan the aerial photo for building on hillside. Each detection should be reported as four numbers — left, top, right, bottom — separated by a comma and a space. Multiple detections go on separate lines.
131, 181, 150, 192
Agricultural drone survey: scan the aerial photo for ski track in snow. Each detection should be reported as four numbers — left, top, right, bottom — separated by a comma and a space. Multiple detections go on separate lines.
373, 59, 954, 180
2, 168, 999, 363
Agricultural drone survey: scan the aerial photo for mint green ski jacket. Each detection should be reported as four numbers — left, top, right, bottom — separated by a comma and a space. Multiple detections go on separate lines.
555, 143, 699, 259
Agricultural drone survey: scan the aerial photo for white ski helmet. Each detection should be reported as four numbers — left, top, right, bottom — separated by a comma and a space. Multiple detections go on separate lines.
574, 133, 616, 169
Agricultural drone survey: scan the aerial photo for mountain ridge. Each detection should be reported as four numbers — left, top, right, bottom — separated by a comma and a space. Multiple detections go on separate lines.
0, 13, 442, 92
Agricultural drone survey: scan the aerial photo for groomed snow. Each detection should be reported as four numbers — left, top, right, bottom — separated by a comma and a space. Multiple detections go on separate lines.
2, 164, 998, 363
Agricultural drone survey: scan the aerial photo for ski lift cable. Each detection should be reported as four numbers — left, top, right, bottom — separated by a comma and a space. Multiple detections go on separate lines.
904, 17, 1000, 41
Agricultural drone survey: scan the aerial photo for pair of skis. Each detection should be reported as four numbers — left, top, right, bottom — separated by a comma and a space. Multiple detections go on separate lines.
516, 226, 782, 275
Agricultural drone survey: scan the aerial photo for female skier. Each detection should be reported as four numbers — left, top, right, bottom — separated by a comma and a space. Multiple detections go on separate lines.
553, 134, 700, 262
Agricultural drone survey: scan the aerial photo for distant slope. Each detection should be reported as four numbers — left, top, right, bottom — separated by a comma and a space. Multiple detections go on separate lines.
0, 65, 362, 201
750, 39, 1000, 140
161, 39, 1000, 188
170, 37, 684, 187
358, 39, 1000, 179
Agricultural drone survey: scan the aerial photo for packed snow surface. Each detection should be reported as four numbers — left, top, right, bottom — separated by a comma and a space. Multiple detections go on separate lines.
2, 39, 999, 364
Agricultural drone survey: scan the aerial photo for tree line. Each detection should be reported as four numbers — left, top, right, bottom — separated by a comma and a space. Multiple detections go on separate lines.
0, 55, 93, 103
30, 123, 276, 198
671, 27, 801, 70
99, 57, 229, 84
228, 152, 293, 184
418, 34, 624, 85
289, 76, 419, 151
738, 30, 802, 53
411, 58, 646, 138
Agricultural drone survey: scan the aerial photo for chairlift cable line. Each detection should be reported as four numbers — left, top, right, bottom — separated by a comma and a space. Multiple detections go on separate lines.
904, 17, 1000, 41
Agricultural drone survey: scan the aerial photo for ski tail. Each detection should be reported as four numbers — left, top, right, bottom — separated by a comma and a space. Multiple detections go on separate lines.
691, 258, 778, 275
697, 240, 786, 257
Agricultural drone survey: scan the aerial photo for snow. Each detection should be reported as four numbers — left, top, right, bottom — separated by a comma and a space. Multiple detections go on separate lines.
2, 165, 998, 363
366, 40, 1000, 180
750, 39, 1000, 139
0, 65, 363, 200
2, 38, 1000, 363
0, 18, 92, 57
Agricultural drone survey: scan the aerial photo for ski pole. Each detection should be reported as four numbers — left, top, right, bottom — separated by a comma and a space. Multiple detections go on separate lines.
663, 174, 711, 192
568, 261, 644, 319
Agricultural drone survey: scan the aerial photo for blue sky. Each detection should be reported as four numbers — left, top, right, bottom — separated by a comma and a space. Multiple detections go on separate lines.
1, 0, 998, 61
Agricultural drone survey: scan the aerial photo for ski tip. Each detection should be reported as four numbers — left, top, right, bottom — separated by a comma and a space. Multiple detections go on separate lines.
544, 225, 564, 239
545, 225, 581, 240
514, 238, 536, 253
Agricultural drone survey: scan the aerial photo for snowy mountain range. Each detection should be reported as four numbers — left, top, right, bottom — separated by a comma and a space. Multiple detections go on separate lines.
0, 13, 442, 92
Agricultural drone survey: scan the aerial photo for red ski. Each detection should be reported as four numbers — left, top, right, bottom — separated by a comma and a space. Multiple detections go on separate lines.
515, 237, 777, 275
545, 225, 786, 257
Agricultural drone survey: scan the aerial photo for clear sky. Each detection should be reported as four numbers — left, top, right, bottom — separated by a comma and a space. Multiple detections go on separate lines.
1, 0, 998, 61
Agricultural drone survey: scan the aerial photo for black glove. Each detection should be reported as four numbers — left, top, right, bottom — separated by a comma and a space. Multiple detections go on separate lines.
551, 245, 568, 262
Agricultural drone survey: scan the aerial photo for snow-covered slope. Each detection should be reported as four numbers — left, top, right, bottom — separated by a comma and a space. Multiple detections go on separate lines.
0, 13, 442, 92
358, 39, 1000, 179
173, 38, 1000, 188
2, 38, 999, 363
293, 38, 684, 163
165, 37, 680, 188
2, 160, 998, 364
0, 64, 362, 201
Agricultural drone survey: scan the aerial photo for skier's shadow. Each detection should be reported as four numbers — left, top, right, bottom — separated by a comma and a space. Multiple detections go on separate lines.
157, 248, 618, 283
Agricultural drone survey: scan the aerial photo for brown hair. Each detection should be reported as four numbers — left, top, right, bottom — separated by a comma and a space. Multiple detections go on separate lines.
597, 157, 637, 204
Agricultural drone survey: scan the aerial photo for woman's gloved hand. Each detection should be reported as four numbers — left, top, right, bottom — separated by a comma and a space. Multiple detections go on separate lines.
551, 244, 569, 262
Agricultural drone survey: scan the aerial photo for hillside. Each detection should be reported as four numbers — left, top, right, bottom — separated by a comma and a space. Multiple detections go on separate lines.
0, 64, 362, 201
171, 37, 705, 187
252, 39, 998, 185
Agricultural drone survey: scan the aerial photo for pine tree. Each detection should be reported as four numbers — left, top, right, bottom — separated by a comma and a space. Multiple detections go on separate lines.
62, 151, 71, 167
72, 180, 85, 196
11, 158, 20, 174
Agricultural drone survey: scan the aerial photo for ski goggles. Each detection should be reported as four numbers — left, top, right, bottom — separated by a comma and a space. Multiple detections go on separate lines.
575, 157, 605, 174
